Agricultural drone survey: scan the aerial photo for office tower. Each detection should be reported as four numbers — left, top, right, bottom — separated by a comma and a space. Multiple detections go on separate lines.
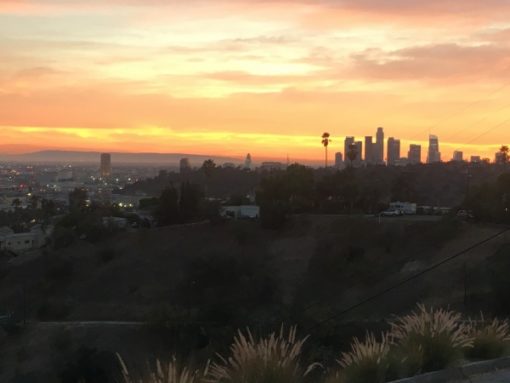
354, 141, 363, 167
427, 135, 441, 163
375, 127, 384, 164
387, 137, 401, 166
335, 152, 344, 168
408, 144, 421, 164
180, 158, 191, 173
100, 153, 111, 178
452, 151, 464, 162
244, 153, 252, 170
365, 136, 375, 165
344, 137, 354, 159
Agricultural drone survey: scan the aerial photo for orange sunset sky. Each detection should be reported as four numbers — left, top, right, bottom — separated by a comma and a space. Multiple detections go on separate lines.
1, 0, 510, 163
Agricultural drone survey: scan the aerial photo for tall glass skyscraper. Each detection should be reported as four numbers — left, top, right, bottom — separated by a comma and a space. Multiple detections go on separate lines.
427, 135, 441, 163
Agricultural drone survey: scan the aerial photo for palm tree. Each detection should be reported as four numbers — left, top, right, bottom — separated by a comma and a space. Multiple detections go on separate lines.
321, 132, 331, 168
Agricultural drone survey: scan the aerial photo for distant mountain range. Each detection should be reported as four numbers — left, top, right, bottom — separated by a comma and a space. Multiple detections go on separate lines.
0, 150, 241, 166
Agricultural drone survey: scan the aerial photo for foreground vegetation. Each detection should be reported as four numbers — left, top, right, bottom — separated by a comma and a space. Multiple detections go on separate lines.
119, 306, 510, 383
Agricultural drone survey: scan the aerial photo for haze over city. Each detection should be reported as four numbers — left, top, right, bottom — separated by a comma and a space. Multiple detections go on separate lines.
2, 0, 510, 161
4, 2, 510, 383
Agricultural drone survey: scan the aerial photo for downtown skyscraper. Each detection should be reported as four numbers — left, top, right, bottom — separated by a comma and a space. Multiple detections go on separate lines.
387, 137, 401, 166
375, 127, 384, 164
427, 135, 441, 163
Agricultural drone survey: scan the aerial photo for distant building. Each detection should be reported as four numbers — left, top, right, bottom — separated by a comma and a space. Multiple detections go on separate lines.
0, 225, 53, 254
344, 136, 355, 164
387, 137, 401, 166
244, 153, 252, 170
408, 144, 421, 164
495, 152, 507, 164
222, 162, 236, 168
452, 151, 464, 162
470, 156, 482, 164
335, 152, 344, 169
395, 158, 409, 167
427, 135, 441, 163
353, 141, 363, 167
260, 162, 284, 171
364, 136, 375, 165
180, 158, 191, 174
57, 167, 74, 182
100, 153, 112, 178
375, 127, 385, 164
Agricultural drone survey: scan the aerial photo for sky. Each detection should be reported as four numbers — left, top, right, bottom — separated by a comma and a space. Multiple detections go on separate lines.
1, 0, 510, 163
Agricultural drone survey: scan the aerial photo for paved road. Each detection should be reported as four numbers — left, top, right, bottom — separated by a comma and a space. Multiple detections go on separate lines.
466, 370, 510, 382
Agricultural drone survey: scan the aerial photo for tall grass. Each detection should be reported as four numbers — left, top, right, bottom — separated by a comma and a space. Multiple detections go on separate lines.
205, 325, 315, 383
119, 307, 510, 383
328, 332, 390, 383
388, 304, 473, 373
467, 315, 510, 359
118, 355, 206, 383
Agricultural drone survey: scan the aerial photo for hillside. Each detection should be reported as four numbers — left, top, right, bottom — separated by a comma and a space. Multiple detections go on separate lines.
0, 216, 508, 382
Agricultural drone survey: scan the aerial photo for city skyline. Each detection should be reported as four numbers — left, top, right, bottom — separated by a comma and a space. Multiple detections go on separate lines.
1, 1, 510, 161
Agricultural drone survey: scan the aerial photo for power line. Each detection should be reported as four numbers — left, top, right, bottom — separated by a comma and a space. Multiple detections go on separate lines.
306, 226, 510, 332
442, 100, 510, 143
464, 116, 510, 145
407, 73, 510, 141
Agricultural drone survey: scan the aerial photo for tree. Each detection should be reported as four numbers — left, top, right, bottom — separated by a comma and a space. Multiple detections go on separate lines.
179, 182, 202, 221
201, 159, 217, 196
202, 159, 216, 178
155, 185, 180, 226
321, 132, 331, 168
499, 145, 509, 164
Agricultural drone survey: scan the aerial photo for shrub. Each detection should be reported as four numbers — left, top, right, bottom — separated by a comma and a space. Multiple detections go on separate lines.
206, 325, 315, 383
467, 315, 510, 360
388, 305, 472, 373
328, 333, 390, 383
385, 341, 424, 380
118, 355, 205, 383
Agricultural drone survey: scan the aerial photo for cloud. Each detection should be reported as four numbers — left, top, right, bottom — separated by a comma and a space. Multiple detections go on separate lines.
350, 43, 510, 81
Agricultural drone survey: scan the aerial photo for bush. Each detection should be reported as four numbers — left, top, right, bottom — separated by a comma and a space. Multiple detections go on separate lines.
328, 333, 390, 383
206, 326, 315, 383
118, 355, 204, 383
388, 305, 472, 373
467, 315, 510, 360
385, 341, 424, 380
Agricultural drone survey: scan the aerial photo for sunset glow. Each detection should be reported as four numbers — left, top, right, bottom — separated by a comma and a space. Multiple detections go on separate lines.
2, 0, 510, 162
